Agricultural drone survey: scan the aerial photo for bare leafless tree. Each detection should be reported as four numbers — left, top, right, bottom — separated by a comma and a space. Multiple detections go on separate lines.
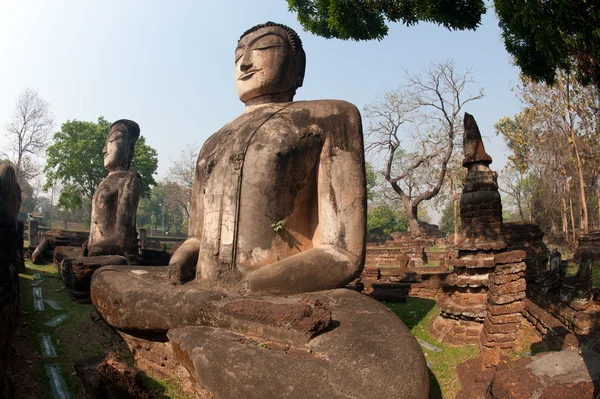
366, 60, 484, 236
165, 143, 200, 219
4, 88, 54, 185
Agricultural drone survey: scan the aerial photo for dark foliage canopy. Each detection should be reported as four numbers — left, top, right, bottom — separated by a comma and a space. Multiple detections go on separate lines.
495, 0, 600, 88
287, 0, 486, 41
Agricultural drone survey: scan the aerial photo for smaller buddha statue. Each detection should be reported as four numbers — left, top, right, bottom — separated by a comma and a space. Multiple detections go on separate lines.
88, 120, 142, 256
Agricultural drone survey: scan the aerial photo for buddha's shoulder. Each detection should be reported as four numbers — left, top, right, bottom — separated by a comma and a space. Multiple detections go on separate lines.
104, 170, 141, 182
291, 99, 360, 116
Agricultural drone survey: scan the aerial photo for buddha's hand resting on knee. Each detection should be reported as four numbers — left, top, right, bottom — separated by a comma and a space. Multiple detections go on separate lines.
168, 236, 201, 285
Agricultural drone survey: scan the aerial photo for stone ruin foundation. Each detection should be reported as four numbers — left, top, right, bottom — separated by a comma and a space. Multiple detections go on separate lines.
503, 222, 550, 283
480, 250, 526, 365
431, 113, 507, 345
574, 230, 600, 262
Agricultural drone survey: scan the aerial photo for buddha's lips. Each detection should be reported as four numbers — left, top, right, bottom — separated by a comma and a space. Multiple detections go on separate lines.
239, 70, 259, 80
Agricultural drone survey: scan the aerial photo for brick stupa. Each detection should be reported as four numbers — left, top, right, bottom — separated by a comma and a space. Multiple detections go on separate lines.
431, 113, 508, 344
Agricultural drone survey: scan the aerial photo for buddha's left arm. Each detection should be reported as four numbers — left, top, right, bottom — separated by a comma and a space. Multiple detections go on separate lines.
243, 102, 367, 295
89, 174, 142, 256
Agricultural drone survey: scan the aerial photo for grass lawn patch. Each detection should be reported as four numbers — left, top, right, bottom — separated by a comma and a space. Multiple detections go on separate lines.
14, 261, 192, 399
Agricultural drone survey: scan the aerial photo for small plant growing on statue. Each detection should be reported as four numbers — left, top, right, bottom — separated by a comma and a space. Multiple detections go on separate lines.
258, 342, 267, 348
271, 220, 284, 232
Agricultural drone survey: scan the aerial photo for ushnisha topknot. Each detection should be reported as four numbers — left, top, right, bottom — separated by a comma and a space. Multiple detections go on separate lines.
109, 119, 140, 169
239, 21, 303, 55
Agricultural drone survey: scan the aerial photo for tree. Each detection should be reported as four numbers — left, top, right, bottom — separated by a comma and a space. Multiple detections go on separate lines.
439, 200, 461, 235
367, 205, 406, 236
366, 60, 483, 236
287, 1, 599, 93
57, 185, 83, 230
45, 117, 158, 200
494, 0, 600, 90
365, 162, 377, 201
3, 89, 53, 185
286, 0, 486, 41
496, 72, 600, 236
164, 143, 199, 219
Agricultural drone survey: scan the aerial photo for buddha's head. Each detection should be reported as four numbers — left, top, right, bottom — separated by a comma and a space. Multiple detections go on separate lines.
236, 22, 306, 105
103, 119, 140, 172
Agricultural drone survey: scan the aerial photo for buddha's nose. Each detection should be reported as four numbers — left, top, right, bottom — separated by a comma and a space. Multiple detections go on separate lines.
240, 52, 253, 71
240, 61, 252, 72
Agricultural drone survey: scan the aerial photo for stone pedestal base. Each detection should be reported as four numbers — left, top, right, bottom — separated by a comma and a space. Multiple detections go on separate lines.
430, 315, 482, 345
62, 256, 127, 296
91, 266, 430, 399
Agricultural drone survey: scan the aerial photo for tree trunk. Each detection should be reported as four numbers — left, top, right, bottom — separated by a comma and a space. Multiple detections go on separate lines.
408, 215, 420, 237
562, 197, 569, 241
567, 82, 589, 233
569, 197, 576, 243
597, 186, 600, 230
453, 197, 459, 245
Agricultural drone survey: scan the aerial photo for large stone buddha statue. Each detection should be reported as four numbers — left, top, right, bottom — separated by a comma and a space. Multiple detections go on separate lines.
88, 119, 141, 256
91, 22, 428, 399
168, 22, 365, 294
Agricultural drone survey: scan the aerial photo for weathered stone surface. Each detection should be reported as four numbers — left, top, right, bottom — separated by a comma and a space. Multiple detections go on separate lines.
481, 329, 518, 343
495, 262, 526, 275
91, 22, 428, 398
430, 315, 483, 345
487, 301, 526, 315
483, 318, 519, 334
488, 279, 526, 296
494, 250, 525, 265
74, 352, 150, 399
488, 290, 526, 305
463, 113, 493, 167
92, 268, 429, 398
489, 271, 525, 285
487, 313, 522, 325
53, 246, 83, 273
487, 350, 600, 399
503, 222, 549, 283
88, 120, 141, 257
62, 256, 127, 294
0, 164, 21, 394
30, 237, 49, 264
169, 290, 427, 399
219, 299, 332, 338
456, 357, 498, 399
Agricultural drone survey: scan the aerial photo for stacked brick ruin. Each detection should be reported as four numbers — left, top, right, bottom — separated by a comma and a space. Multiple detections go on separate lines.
431, 113, 507, 344
480, 250, 527, 364
574, 231, 600, 262
503, 222, 549, 283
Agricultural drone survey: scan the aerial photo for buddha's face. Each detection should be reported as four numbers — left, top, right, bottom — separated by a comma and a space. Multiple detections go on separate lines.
235, 26, 298, 103
103, 126, 130, 170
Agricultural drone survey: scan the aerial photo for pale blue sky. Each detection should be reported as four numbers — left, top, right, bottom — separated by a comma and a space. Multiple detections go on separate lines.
0, 0, 520, 180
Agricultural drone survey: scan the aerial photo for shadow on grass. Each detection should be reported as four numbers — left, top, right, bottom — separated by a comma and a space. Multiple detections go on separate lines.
428, 368, 443, 399
385, 297, 437, 330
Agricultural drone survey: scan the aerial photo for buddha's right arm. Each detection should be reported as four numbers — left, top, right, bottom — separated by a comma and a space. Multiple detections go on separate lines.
168, 236, 201, 284
169, 150, 205, 285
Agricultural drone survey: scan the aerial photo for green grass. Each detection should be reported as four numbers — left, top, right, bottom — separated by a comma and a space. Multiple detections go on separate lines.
386, 298, 478, 399
19, 261, 192, 398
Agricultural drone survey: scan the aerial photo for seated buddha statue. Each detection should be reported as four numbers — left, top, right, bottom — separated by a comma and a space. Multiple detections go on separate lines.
90, 22, 428, 399
167, 22, 366, 295
88, 119, 141, 256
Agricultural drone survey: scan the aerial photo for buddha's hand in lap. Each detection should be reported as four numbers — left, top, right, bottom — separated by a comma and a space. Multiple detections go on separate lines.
168, 236, 201, 285
241, 246, 361, 296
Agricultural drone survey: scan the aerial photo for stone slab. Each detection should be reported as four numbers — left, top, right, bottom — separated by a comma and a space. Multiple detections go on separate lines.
91, 266, 430, 399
